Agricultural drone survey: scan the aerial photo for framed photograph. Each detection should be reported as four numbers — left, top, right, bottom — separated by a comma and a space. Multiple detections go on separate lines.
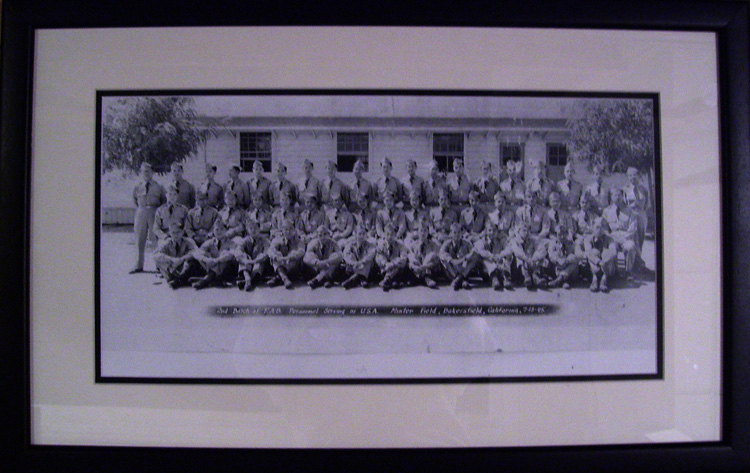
96, 90, 663, 383
4, 0, 749, 471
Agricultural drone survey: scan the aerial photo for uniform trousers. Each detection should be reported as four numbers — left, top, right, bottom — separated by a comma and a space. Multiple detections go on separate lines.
133, 206, 158, 269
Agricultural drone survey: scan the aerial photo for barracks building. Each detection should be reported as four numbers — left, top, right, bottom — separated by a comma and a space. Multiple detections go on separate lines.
183, 95, 577, 186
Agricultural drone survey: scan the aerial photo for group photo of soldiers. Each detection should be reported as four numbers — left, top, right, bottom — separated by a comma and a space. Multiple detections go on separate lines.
129, 153, 654, 295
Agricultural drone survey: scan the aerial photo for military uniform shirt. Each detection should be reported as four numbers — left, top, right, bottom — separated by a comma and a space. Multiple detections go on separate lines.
224, 178, 250, 208
199, 180, 225, 209
350, 176, 377, 203
247, 175, 273, 204
375, 176, 405, 202
186, 205, 219, 241
153, 202, 189, 239
133, 179, 166, 208
170, 177, 196, 209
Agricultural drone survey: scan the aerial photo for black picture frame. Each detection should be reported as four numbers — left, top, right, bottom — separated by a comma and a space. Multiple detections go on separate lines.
3, 0, 748, 472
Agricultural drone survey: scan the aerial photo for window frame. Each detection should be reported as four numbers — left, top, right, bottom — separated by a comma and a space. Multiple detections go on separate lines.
432, 132, 465, 173
238, 131, 273, 173
335, 131, 370, 172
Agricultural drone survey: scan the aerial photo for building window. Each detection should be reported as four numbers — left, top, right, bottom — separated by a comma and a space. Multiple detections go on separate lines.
336, 132, 369, 172
547, 143, 568, 167
500, 143, 525, 165
433, 133, 464, 172
239, 132, 272, 172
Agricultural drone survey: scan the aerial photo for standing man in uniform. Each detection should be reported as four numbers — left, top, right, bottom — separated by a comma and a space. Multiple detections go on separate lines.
298, 159, 324, 205
623, 166, 650, 254
247, 161, 272, 206
225, 164, 250, 209
583, 164, 609, 214
376, 157, 405, 204
130, 162, 166, 274
403, 160, 427, 204
169, 162, 196, 209
270, 162, 299, 208
350, 159, 376, 205
200, 163, 225, 210
527, 161, 555, 206
555, 161, 583, 211
424, 159, 449, 207
449, 158, 473, 205
321, 160, 351, 208
403, 190, 429, 242
499, 159, 525, 207
474, 161, 499, 205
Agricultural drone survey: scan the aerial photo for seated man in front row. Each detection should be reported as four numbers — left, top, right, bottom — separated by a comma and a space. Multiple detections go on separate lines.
233, 224, 270, 292
405, 220, 442, 289
341, 224, 377, 289
545, 233, 580, 290
579, 217, 617, 293
374, 223, 408, 291
473, 224, 514, 290
506, 223, 549, 290
439, 223, 479, 291
267, 222, 305, 289
152, 222, 199, 289
191, 221, 238, 290
303, 225, 343, 289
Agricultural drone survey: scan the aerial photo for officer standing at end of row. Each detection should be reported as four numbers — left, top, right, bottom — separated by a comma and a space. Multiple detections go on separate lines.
130, 162, 165, 274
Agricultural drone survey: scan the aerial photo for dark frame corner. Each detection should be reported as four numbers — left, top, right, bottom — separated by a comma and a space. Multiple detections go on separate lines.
3, 1, 749, 472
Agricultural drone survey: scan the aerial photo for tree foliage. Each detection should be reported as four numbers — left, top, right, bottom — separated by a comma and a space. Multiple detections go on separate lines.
102, 96, 205, 174
566, 99, 655, 173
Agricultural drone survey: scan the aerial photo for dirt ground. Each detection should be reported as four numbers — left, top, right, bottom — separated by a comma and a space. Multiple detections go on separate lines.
99, 230, 659, 380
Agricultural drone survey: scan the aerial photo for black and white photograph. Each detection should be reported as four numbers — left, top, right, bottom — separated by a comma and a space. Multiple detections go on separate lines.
97, 91, 662, 382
